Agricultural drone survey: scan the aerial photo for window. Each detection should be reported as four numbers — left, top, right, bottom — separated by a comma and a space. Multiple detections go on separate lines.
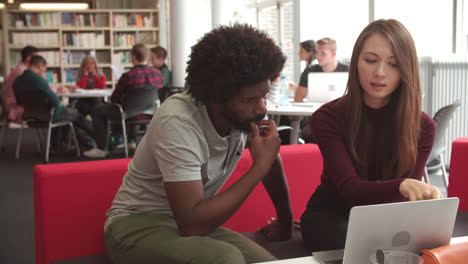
375, 0, 453, 56
239, 0, 295, 81
300, 0, 368, 61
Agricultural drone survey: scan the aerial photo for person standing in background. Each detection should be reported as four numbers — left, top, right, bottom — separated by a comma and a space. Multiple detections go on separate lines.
75, 55, 107, 116
150, 46, 172, 103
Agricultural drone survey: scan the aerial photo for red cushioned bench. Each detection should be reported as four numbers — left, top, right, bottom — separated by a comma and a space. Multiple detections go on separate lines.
448, 138, 468, 211
35, 144, 323, 264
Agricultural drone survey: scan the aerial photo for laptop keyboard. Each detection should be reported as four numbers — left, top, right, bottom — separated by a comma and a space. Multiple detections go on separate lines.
323, 260, 343, 264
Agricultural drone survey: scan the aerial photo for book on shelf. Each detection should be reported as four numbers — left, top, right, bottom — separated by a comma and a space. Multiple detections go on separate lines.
65, 69, 78, 83
46, 71, 59, 84
112, 14, 153, 28
11, 32, 59, 46
62, 32, 105, 47
11, 13, 59, 27
113, 33, 137, 47
9, 52, 21, 66
61, 13, 73, 26
64, 50, 88, 65
41, 51, 61, 65
112, 51, 131, 65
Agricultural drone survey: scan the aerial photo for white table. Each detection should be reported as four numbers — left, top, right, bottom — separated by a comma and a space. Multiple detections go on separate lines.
254, 236, 468, 264
267, 102, 322, 144
59, 88, 113, 99
59, 89, 113, 107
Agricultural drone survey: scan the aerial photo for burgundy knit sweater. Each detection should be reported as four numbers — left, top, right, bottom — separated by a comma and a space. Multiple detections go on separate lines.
309, 99, 435, 207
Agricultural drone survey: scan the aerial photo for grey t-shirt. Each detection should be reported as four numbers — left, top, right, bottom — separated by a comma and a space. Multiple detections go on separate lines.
105, 92, 247, 229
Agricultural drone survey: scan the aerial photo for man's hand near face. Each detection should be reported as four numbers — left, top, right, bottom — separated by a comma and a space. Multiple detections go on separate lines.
248, 120, 281, 172
248, 120, 293, 241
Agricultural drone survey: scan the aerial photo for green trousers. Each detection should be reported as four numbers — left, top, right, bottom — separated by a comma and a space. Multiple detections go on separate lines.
105, 213, 277, 264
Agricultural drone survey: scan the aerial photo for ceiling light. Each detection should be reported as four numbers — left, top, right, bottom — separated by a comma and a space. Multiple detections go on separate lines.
8, 0, 14, 4
0, 3, 5, 9
20, 3, 89, 10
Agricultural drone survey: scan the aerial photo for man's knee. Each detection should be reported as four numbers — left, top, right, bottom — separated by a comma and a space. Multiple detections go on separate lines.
191, 242, 245, 264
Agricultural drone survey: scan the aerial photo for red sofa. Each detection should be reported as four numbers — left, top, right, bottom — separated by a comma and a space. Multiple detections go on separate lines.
34, 144, 323, 264
448, 138, 468, 211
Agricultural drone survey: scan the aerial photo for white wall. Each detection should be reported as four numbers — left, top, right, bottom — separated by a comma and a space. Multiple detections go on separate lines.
300, 0, 455, 58
375, 0, 453, 56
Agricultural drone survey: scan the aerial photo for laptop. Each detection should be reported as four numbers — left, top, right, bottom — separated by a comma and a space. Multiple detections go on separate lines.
313, 198, 459, 264
306, 72, 348, 103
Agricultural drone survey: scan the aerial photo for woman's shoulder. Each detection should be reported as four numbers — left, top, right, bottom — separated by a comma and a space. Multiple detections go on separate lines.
420, 111, 436, 133
311, 99, 343, 125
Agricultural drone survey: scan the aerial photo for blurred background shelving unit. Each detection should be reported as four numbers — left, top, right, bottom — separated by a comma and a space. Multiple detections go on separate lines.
4, 9, 159, 88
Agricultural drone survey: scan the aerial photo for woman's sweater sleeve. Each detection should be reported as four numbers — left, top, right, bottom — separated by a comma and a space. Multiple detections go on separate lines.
94, 74, 107, 89
407, 113, 436, 181
76, 75, 88, 88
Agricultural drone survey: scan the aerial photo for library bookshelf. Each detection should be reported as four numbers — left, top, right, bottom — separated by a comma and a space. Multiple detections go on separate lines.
3, 9, 159, 88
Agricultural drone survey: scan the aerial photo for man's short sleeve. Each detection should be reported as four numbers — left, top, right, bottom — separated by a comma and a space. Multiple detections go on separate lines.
149, 114, 207, 182
298, 67, 310, 88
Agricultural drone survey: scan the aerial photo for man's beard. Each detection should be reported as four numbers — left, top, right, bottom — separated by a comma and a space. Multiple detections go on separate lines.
223, 106, 265, 133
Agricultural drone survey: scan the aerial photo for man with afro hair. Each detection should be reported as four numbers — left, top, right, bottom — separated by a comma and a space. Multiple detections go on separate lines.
104, 24, 293, 263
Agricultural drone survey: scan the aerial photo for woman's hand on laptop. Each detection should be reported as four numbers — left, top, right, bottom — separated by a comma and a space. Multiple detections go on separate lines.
399, 179, 444, 201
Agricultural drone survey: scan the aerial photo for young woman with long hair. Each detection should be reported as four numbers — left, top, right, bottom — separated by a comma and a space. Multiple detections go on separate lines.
300, 19, 442, 252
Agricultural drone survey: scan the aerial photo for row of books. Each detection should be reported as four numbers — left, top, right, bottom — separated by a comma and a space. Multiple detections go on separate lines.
10, 51, 60, 67
63, 51, 92, 65
112, 51, 131, 65
61, 13, 108, 27
42, 51, 61, 65
11, 13, 60, 27
64, 69, 78, 83
62, 32, 106, 48
112, 14, 153, 28
11, 32, 60, 46
46, 71, 59, 84
113, 33, 138, 48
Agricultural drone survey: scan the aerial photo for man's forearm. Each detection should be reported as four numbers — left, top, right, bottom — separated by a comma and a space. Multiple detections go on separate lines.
294, 85, 307, 102
172, 162, 272, 236
262, 155, 293, 224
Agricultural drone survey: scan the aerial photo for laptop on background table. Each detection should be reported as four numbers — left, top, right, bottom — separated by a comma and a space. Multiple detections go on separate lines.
313, 198, 459, 264
306, 72, 348, 103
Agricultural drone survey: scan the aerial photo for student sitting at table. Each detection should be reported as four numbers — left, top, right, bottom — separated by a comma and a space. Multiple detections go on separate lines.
150, 46, 172, 103
300, 19, 442, 252
13, 55, 95, 150
75, 55, 107, 116
83, 43, 163, 158
294, 37, 349, 102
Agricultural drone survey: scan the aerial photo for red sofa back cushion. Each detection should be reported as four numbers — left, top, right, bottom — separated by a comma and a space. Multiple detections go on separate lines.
34, 159, 131, 264
221, 144, 322, 232
34, 144, 322, 264
448, 138, 468, 211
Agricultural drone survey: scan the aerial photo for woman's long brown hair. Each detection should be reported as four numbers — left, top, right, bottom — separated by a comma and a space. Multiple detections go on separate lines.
337, 19, 422, 179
